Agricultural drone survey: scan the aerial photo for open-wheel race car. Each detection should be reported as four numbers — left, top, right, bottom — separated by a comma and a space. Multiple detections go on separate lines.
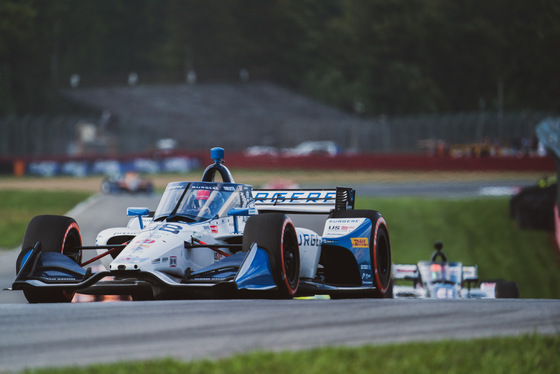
10, 148, 392, 302
101, 172, 154, 195
392, 241, 519, 299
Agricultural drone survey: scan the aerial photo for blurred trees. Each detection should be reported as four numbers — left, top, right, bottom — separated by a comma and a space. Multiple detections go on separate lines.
1, 0, 559, 116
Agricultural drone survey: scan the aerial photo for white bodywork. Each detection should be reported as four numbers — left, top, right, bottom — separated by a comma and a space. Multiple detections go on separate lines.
96, 212, 323, 281
96, 215, 248, 275
90, 179, 356, 289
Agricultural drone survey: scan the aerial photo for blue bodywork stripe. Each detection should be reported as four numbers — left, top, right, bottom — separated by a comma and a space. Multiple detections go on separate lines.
20, 250, 32, 269
235, 245, 276, 290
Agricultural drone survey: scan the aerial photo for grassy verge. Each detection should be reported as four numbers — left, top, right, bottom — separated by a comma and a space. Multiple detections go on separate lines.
0, 190, 92, 249
357, 197, 560, 299
0, 170, 546, 192
21, 334, 559, 374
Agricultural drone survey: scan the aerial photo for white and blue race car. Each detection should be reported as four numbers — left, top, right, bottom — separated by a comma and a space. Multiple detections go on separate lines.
392, 242, 519, 299
11, 148, 392, 302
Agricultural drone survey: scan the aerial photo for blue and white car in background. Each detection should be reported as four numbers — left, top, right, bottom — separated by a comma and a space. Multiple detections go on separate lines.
392, 242, 519, 299
10, 148, 392, 302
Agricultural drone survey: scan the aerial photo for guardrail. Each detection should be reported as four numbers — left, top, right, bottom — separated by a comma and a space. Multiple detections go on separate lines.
224, 153, 556, 172
0, 151, 554, 176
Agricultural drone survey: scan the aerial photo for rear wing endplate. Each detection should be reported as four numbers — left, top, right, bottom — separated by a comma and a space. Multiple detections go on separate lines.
462, 265, 478, 282
392, 264, 419, 280
252, 187, 355, 214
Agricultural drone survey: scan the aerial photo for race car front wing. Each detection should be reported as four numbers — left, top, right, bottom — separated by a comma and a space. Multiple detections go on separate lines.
9, 241, 279, 298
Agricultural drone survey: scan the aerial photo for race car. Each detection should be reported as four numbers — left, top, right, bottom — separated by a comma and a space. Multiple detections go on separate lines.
392, 241, 519, 299
10, 147, 392, 303
101, 172, 154, 194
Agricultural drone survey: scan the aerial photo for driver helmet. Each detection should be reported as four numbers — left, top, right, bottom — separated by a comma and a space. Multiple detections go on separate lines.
430, 263, 442, 280
195, 189, 211, 209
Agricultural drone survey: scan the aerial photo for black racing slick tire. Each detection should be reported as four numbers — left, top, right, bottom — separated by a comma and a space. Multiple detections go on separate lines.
328, 209, 392, 298
16, 215, 83, 303
242, 213, 300, 298
494, 280, 520, 299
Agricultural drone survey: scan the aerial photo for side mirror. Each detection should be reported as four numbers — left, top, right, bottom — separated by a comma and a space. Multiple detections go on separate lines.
127, 207, 150, 229
228, 208, 251, 234
228, 208, 250, 217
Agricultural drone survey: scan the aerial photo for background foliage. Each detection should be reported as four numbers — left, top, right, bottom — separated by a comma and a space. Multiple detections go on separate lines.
1, 0, 559, 116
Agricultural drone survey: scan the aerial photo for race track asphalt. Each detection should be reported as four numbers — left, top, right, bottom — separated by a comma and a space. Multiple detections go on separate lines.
1, 297, 559, 372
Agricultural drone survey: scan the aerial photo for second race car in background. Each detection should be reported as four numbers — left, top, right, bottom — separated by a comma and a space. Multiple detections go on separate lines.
392, 241, 519, 299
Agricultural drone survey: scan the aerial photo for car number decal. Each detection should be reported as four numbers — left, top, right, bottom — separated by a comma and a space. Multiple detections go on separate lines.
159, 224, 182, 234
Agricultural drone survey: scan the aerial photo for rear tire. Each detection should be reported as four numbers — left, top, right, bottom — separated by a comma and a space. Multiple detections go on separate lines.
494, 280, 519, 298
243, 214, 300, 298
328, 209, 392, 298
16, 215, 83, 303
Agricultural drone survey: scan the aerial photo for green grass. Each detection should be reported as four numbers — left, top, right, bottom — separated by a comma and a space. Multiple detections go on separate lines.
19, 334, 560, 374
357, 197, 560, 299
0, 190, 92, 249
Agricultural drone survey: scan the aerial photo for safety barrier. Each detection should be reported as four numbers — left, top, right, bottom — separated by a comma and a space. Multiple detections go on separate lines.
0, 151, 555, 177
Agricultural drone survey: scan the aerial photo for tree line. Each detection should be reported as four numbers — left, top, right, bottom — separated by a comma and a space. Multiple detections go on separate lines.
1, 0, 559, 117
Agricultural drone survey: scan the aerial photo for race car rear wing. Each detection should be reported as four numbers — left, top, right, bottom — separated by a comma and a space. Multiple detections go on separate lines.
252, 187, 355, 214
392, 264, 419, 280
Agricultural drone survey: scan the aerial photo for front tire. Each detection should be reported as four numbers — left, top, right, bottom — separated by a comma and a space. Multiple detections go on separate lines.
16, 215, 83, 303
243, 214, 300, 298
